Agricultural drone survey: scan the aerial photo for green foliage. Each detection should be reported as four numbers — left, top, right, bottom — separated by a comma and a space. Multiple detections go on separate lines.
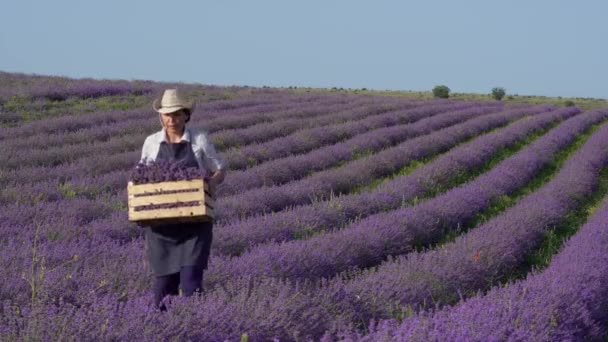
491, 87, 506, 101
432, 85, 450, 98
247, 157, 259, 168
58, 182, 77, 199
525, 167, 608, 270
1, 94, 149, 125
564, 100, 576, 107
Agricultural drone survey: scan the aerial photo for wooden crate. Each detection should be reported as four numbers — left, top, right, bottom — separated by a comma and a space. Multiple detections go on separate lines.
127, 179, 214, 224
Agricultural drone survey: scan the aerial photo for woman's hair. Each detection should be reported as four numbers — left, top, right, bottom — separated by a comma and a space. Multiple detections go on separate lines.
183, 109, 192, 123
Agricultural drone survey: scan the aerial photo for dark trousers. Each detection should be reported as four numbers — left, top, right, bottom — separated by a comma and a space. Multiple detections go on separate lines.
153, 265, 204, 309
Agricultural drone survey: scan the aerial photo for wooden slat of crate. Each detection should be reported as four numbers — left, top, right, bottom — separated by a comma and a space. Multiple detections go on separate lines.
128, 190, 214, 209
128, 179, 206, 195
129, 191, 204, 207
129, 205, 211, 221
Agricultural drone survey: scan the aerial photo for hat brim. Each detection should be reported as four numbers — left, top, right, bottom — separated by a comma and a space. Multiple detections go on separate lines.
152, 99, 195, 114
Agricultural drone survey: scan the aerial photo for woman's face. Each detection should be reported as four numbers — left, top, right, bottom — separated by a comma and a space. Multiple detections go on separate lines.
160, 109, 188, 134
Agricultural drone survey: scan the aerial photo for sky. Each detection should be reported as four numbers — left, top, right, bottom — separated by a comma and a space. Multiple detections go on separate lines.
1, 0, 607, 99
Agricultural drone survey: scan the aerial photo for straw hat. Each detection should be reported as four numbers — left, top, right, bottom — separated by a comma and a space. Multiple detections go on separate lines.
152, 89, 195, 114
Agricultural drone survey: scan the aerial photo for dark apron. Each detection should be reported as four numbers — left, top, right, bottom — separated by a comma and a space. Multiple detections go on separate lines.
145, 140, 213, 276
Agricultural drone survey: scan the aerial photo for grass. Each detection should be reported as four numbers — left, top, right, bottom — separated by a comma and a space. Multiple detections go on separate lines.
429, 121, 608, 282
288, 86, 608, 110
524, 167, 608, 271
462, 122, 602, 232
367, 122, 607, 325
354, 117, 558, 196
1, 94, 151, 126
292, 118, 559, 242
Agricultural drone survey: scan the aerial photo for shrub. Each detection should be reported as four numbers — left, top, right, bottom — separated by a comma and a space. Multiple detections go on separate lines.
432, 85, 450, 98
564, 100, 576, 107
491, 87, 506, 101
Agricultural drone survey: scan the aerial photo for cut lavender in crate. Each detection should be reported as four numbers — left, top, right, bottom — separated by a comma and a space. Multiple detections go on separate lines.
127, 160, 213, 224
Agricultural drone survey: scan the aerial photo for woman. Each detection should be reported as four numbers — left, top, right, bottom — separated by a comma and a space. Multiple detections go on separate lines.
139, 88, 226, 309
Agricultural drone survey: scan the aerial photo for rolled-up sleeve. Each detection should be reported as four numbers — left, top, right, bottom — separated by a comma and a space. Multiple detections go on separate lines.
198, 132, 225, 173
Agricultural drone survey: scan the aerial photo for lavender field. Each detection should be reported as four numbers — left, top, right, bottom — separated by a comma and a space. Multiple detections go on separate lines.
1, 71, 608, 341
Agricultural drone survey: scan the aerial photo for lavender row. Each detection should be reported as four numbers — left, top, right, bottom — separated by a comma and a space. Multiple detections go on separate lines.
203, 96, 415, 153
0, 230, 148, 314
11, 160, 607, 342
0, 116, 320, 185
213, 105, 574, 256
0, 150, 140, 190
0, 100, 414, 191
59, 107, 597, 341
0, 107, 567, 230
205, 108, 605, 286
329, 114, 608, 335
1, 107, 151, 142
6, 124, 606, 341
0, 76, 154, 102
0, 243, 171, 341
2, 97, 364, 169
0, 71, 157, 101
0, 102, 474, 194
201, 144, 608, 342
219, 104, 498, 196
0, 92, 150, 125
3, 106, 566, 249
3, 111, 154, 151
33, 105, 556, 251
0, 96, 384, 182
27, 82, 153, 101
212, 97, 419, 151
0, 104, 499, 231
0, 71, 291, 121
220, 102, 500, 194
0, 101, 480, 213
0, 89, 358, 141
214, 105, 553, 222
0, 193, 121, 233
0, 221, 327, 342
2, 135, 144, 171
2, 98, 317, 152
223, 101, 487, 171
0, 106, 564, 294
345, 189, 608, 341
1, 96, 384, 170
0, 160, 198, 207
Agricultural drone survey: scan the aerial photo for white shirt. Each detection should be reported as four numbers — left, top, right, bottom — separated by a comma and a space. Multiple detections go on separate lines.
139, 127, 225, 173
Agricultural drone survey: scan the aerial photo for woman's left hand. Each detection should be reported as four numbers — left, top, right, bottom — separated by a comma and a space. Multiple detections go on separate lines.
206, 170, 225, 197
207, 178, 217, 197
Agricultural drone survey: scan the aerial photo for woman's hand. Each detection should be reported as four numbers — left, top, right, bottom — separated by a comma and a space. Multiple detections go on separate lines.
206, 170, 226, 197
207, 178, 217, 197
